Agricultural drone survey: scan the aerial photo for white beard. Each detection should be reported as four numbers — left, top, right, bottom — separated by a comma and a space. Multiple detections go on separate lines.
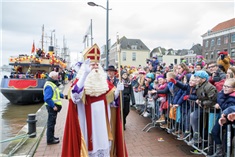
84, 66, 109, 97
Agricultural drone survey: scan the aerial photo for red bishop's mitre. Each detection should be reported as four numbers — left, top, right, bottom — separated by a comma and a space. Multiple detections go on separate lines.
83, 44, 100, 63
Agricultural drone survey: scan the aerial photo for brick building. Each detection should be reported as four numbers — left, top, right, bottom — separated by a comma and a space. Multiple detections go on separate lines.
201, 18, 235, 62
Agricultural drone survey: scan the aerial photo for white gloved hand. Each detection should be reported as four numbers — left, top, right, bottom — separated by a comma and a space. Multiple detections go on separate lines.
117, 82, 124, 91
84, 58, 91, 74
74, 61, 83, 72
71, 92, 82, 104
114, 82, 124, 99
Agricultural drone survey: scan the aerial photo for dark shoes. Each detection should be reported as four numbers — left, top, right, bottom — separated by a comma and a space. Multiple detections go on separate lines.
54, 137, 59, 140
47, 139, 60, 145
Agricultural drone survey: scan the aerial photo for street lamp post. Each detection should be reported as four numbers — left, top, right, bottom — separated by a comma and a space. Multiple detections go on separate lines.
88, 1, 111, 69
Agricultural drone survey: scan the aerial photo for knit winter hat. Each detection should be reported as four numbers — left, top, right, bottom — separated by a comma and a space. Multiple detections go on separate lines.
196, 55, 204, 59
194, 70, 209, 81
121, 70, 127, 77
156, 75, 165, 80
146, 73, 155, 80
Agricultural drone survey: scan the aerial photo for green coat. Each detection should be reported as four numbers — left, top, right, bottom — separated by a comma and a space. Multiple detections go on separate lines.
195, 81, 217, 110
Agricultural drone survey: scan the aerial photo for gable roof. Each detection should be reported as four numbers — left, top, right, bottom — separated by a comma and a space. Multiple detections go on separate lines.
190, 44, 202, 55
150, 47, 166, 56
117, 36, 150, 51
211, 18, 235, 32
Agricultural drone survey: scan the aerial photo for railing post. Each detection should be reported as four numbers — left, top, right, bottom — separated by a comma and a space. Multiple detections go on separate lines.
27, 114, 37, 138
227, 124, 231, 157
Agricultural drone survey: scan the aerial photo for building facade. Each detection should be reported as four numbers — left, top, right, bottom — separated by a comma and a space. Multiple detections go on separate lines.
201, 18, 235, 62
162, 55, 182, 66
106, 36, 150, 68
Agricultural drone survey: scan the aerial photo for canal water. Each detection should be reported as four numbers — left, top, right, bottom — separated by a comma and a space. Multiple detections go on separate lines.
0, 71, 43, 153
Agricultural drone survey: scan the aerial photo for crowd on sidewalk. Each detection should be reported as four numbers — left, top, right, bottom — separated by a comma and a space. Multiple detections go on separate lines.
118, 51, 235, 157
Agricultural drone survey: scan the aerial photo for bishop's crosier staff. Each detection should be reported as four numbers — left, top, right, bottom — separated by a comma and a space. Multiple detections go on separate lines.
116, 32, 125, 157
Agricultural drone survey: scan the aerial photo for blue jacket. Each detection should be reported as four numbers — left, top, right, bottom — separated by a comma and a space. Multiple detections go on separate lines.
151, 59, 159, 72
223, 106, 235, 116
173, 89, 185, 105
175, 81, 198, 101
44, 84, 64, 108
217, 91, 235, 111
174, 81, 199, 112
157, 82, 179, 104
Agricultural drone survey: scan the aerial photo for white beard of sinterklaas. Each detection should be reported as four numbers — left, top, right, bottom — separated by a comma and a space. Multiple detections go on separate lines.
84, 66, 109, 97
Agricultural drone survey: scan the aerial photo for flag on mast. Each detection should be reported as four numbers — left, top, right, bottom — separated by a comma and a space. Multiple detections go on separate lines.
83, 19, 92, 47
31, 41, 35, 53
83, 24, 91, 43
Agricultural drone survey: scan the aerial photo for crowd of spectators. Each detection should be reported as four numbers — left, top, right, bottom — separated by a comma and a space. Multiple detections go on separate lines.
7, 67, 77, 86
118, 54, 235, 156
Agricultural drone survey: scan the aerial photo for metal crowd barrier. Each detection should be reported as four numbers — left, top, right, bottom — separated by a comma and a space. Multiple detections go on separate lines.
142, 97, 159, 132
133, 90, 145, 113
138, 93, 235, 156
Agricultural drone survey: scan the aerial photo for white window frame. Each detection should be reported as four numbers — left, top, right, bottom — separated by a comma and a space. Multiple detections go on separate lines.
132, 52, 136, 61
122, 52, 126, 61
231, 49, 235, 57
205, 40, 209, 48
224, 35, 228, 44
210, 52, 214, 59
205, 52, 208, 60
131, 45, 137, 50
217, 37, 221, 45
211, 39, 215, 47
231, 34, 235, 43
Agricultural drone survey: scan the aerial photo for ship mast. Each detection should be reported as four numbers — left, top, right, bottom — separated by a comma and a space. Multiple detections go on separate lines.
41, 25, 44, 50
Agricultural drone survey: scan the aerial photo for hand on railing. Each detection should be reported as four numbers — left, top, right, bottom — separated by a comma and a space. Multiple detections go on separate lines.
214, 103, 220, 109
228, 113, 235, 122
196, 99, 202, 107
219, 114, 227, 126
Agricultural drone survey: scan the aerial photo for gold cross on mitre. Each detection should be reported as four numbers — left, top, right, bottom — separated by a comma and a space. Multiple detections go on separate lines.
83, 44, 100, 63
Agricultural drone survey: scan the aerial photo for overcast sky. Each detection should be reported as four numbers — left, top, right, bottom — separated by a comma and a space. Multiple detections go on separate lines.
1, 0, 234, 66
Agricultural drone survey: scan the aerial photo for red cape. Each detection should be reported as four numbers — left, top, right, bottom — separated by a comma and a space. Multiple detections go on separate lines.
61, 79, 128, 157
115, 99, 128, 157
61, 99, 81, 157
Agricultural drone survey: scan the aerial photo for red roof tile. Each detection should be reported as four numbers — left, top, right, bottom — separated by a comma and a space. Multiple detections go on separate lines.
211, 18, 235, 32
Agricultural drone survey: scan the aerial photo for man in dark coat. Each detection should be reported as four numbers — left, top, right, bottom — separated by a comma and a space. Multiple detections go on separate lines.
106, 65, 119, 87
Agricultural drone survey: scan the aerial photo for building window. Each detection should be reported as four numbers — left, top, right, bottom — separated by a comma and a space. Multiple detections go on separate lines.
205, 40, 209, 48
174, 59, 177, 65
217, 37, 221, 45
231, 34, 235, 43
122, 52, 126, 61
211, 39, 215, 47
210, 52, 214, 59
131, 45, 137, 50
224, 35, 228, 44
231, 49, 235, 57
132, 52, 136, 61
205, 52, 208, 59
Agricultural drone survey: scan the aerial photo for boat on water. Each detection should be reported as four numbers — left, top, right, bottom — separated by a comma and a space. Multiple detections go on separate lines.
0, 52, 67, 104
0, 25, 69, 104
